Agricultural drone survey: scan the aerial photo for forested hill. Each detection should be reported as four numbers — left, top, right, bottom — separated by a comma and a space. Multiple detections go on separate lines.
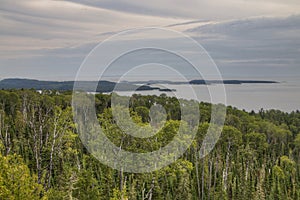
0, 78, 278, 93
0, 78, 158, 92
0, 89, 300, 199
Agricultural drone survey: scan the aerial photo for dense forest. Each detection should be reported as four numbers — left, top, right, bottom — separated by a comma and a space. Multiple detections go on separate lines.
1, 89, 300, 199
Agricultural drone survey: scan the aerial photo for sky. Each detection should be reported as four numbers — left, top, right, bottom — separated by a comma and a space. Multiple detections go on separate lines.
0, 0, 300, 81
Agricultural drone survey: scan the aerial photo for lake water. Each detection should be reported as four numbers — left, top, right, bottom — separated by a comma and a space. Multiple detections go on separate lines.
112, 76, 300, 112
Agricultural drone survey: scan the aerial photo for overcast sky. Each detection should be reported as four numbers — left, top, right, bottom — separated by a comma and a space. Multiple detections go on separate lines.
0, 0, 300, 80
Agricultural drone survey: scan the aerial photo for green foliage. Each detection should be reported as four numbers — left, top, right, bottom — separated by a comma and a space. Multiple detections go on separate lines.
0, 154, 44, 200
0, 89, 300, 199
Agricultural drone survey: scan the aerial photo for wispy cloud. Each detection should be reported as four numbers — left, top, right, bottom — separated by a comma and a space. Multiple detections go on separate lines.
65, 0, 300, 19
0, 0, 299, 80
185, 15, 300, 77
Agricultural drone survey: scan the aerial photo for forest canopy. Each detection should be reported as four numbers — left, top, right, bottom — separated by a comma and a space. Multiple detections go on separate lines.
0, 89, 300, 199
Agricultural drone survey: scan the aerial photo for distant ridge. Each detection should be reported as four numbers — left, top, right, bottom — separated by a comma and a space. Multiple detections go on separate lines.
189, 80, 278, 85
128, 79, 279, 85
0, 78, 158, 92
0, 78, 279, 92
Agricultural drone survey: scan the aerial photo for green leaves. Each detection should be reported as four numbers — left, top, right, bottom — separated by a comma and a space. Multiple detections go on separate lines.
1, 89, 300, 199
0, 154, 44, 200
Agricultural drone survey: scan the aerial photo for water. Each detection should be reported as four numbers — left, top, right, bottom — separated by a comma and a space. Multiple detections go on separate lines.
112, 76, 300, 112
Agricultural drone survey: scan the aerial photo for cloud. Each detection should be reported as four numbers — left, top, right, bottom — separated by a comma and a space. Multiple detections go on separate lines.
66, 0, 300, 20
0, 1, 180, 53
0, 0, 300, 80
165, 20, 211, 28
184, 15, 300, 77
187, 15, 300, 38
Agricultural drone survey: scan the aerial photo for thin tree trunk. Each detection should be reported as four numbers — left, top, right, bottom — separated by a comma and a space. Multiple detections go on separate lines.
223, 142, 231, 191
195, 149, 201, 200
202, 161, 205, 200
47, 125, 57, 190
208, 159, 213, 200
120, 168, 124, 200
245, 161, 249, 181
145, 177, 155, 200
201, 144, 206, 200
213, 158, 218, 200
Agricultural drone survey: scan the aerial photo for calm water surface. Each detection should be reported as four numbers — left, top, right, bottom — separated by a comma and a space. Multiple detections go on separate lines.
113, 76, 300, 112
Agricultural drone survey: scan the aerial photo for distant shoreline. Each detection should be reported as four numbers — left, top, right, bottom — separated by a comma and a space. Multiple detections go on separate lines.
0, 78, 279, 92
128, 80, 279, 85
